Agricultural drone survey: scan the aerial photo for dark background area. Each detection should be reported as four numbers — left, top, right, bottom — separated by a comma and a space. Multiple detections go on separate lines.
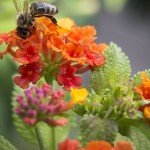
97, 0, 150, 74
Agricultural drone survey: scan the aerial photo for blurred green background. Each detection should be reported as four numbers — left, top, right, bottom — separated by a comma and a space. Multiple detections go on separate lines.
1, 0, 150, 149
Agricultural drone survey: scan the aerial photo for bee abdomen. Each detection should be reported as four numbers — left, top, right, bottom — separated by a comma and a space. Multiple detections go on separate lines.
30, 2, 58, 17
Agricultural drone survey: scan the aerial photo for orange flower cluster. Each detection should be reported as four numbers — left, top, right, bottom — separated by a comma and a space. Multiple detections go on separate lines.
135, 72, 150, 100
0, 17, 107, 89
135, 72, 150, 118
58, 139, 134, 150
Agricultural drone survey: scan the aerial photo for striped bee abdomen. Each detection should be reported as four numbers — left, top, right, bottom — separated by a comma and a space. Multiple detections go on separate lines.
30, 2, 58, 16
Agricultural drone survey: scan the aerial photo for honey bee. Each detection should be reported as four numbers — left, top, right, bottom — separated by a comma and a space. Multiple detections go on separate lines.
13, 0, 58, 39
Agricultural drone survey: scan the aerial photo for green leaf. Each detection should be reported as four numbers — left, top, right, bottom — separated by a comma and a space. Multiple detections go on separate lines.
0, 136, 18, 150
12, 84, 76, 150
118, 118, 150, 149
114, 133, 133, 143
36, 120, 76, 150
90, 42, 131, 95
129, 126, 150, 150
80, 115, 118, 145
12, 85, 37, 145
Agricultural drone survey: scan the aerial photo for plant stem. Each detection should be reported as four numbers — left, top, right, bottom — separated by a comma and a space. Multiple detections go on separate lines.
44, 74, 54, 86
35, 126, 45, 150
104, 105, 113, 119
51, 127, 56, 150
44, 76, 56, 150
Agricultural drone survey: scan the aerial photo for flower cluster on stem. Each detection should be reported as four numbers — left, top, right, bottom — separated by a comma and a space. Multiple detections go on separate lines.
0, 17, 107, 90
15, 83, 88, 126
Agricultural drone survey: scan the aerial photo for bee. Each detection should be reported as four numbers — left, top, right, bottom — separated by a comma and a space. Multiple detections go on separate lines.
13, 0, 58, 39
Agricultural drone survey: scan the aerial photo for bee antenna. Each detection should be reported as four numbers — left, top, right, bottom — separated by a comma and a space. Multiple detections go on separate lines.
13, 0, 21, 14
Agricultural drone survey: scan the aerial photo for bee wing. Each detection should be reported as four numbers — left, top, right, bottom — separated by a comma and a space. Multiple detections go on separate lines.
13, 0, 21, 14
23, 0, 29, 18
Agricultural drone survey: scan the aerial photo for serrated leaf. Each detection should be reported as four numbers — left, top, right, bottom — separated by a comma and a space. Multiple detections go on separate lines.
90, 42, 131, 95
90, 66, 109, 95
80, 115, 118, 145
12, 85, 37, 145
129, 126, 150, 150
114, 133, 133, 143
12, 84, 76, 150
36, 120, 76, 150
118, 118, 150, 149
0, 136, 18, 150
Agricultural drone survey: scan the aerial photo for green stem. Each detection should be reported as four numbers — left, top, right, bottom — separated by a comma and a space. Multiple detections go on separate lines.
35, 126, 45, 150
104, 105, 114, 119
44, 76, 56, 150
44, 74, 54, 85
51, 127, 56, 150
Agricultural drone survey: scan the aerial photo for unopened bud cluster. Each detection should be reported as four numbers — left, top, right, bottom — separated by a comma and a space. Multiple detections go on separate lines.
15, 83, 68, 126
114, 98, 137, 118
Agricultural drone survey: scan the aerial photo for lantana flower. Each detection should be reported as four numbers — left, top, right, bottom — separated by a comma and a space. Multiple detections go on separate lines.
0, 17, 107, 89
58, 138, 85, 150
135, 72, 150, 100
15, 83, 88, 126
135, 72, 150, 113
58, 139, 134, 150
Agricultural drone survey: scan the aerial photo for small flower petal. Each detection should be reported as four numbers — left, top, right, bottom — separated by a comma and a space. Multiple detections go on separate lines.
87, 140, 113, 150
144, 106, 150, 119
0, 33, 13, 44
70, 88, 88, 105
58, 138, 81, 150
135, 72, 150, 99
64, 88, 88, 110
45, 118, 68, 127
23, 117, 37, 125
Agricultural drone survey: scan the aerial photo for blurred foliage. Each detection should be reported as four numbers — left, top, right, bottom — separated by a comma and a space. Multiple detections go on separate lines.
103, 0, 128, 14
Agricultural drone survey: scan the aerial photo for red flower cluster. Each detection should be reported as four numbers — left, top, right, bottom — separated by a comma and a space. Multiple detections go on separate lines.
0, 17, 107, 89
58, 139, 134, 150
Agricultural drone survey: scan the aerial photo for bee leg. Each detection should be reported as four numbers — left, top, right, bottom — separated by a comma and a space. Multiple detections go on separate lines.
45, 16, 61, 28
29, 18, 35, 26
34, 15, 60, 28
48, 16, 57, 24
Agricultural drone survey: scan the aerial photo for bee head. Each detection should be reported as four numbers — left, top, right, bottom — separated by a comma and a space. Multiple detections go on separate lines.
17, 15, 25, 27
16, 27, 31, 39
17, 14, 33, 28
